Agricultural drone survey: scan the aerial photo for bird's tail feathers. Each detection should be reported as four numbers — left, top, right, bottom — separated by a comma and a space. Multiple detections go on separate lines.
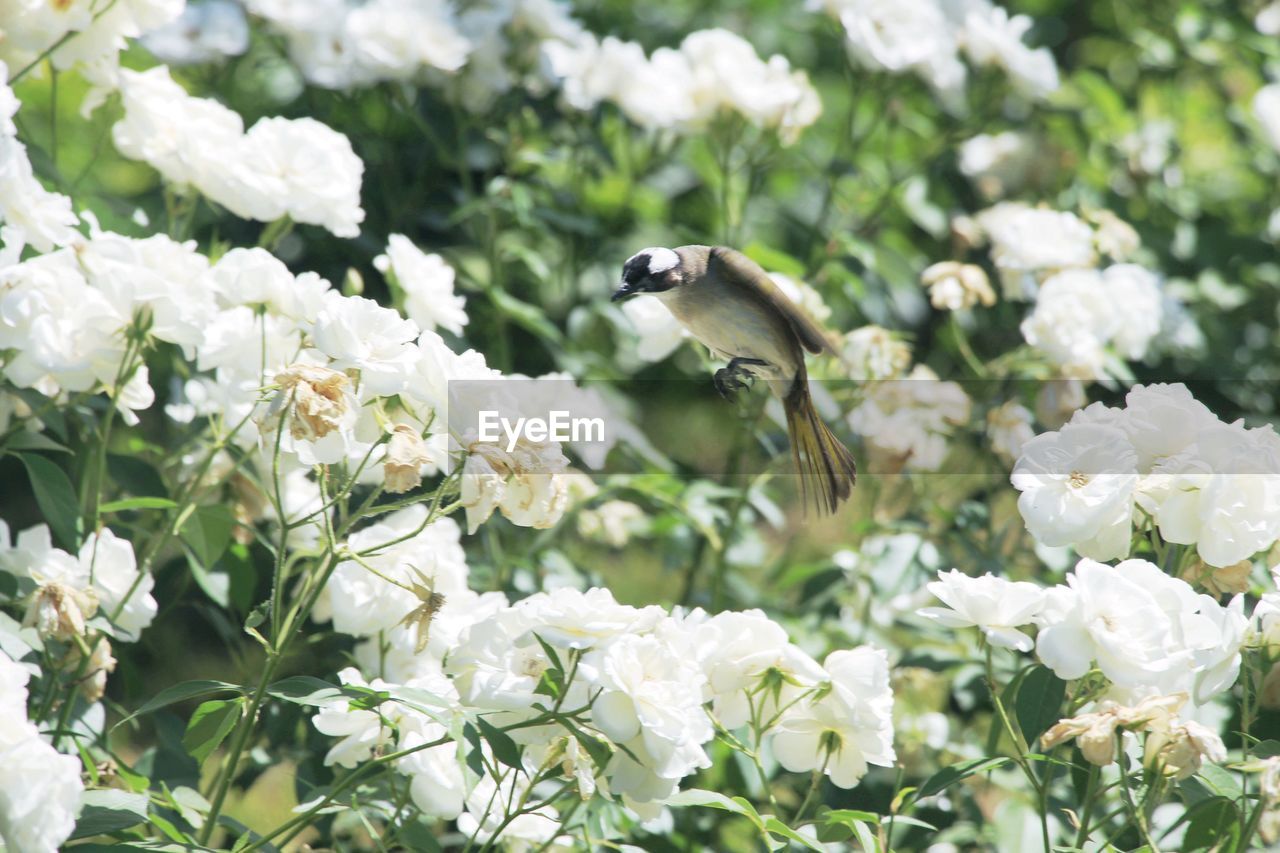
784, 380, 856, 515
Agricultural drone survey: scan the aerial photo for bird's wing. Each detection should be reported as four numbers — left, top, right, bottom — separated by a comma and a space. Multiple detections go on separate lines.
708, 246, 835, 355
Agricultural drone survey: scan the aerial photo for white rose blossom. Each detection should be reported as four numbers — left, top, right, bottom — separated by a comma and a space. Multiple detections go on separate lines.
771, 647, 896, 788
1012, 421, 1138, 562
375, 234, 469, 336
919, 569, 1045, 651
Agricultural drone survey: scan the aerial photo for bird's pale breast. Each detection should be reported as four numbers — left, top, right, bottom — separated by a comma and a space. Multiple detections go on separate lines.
657, 279, 800, 381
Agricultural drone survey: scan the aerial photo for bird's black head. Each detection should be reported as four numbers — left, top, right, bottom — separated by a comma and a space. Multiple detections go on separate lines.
612, 247, 681, 302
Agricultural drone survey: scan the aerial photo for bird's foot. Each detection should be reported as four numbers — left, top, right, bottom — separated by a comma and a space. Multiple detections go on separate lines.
714, 358, 769, 400
714, 367, 749, 400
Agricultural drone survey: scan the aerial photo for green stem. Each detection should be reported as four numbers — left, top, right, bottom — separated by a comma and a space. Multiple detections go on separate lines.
1074, 761, 1101, 848
197, 654, 281, 846
985, 647, 1049, 849
791, 753, 830, 826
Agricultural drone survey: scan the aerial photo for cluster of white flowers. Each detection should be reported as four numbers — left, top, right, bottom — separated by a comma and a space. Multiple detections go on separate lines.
920, 261, 996, 311
1041, 693, 1226, 779
111, 66, 365, 236
245, 0, 590, 110
244, 0, 471, 90
544, 28, 821, 142
312, 549, 896, 822
0, 191, 589, 535
808, 0, 1059, 111
840, 325, 913, 380
0, 523, 157, 644
1013, 383, 1280, 567
0, 649, 83, 853
956, 202, 1175, 378
922, 558, 1247, 707
0, 0, 182, 96
142, 0, 251, 66
848, 365, 971, 473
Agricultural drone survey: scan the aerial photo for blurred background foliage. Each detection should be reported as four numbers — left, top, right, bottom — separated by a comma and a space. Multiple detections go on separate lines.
9, 0, 1280, 847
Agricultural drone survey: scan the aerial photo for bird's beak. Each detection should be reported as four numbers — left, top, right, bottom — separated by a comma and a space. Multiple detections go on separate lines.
611, 282, 635, 302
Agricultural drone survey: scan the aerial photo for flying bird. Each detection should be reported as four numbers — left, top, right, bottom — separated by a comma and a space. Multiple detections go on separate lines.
613, 245, 856, 514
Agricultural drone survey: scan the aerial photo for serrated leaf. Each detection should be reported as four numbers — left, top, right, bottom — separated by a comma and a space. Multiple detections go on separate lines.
475, 716, 523, 770
1014, 665, 1066, 745
112, 680, 242, 731
71, 789, 150, 839
183, 698, 244, 764
914, 757, 1009, 800
16, 452, 81, 549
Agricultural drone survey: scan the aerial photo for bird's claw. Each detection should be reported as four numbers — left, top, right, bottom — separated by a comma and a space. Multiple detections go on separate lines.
714, 358, 767, 400
714, 368, 749, 400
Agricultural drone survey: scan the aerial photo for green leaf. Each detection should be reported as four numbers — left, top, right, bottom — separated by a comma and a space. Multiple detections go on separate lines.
764, 816, 827, 852
823, 809, 881, 827
914, 757, 1009, 800
1180, 796, 1240, 851
4, 430, 69, 453
186, 542, 255, 613
489, 288, 565, 345
1195, 762, 1242, 799
742, 241, 806, 277
266, 676, 346, 707
183, 698, 244, 764
106, 454, 168, 498
180, 505, 236, 569
71, 789, 150, 839
848, 818, 879, 853
556, 718, 612, 769
16, 452, 81, 549
531, 633, 564, 673
667, 789, 765, 831
112, 680, 242, 731
100, 497, 178, 513
462, 723, 485, 777
1014, 665, 1067, 745
475, 716, 523, 770
146, 810, 193, 845
1253, 739, 1280, 758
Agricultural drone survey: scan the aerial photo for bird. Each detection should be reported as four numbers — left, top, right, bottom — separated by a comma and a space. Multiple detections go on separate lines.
612, 244, 856, 514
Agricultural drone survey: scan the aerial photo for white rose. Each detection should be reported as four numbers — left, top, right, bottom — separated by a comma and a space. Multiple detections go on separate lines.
919, 569, 1045, 651
1012, 422, 1138, 561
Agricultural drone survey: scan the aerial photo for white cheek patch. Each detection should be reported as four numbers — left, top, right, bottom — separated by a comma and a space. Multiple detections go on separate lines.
643, 247, 679, 275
